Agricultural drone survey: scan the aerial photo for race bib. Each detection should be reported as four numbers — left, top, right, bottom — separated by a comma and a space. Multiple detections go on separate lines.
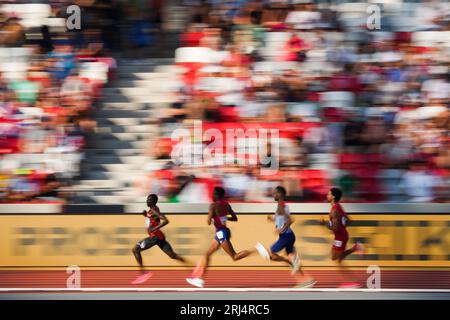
216, 231, 224, 240
333, 240, 343, 248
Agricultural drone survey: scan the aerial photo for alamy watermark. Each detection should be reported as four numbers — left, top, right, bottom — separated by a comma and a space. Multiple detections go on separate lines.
66, 5, 81, 30
366, 4, 382, 30
170, 120, 280, 175
66, 265, 81, 288
62, 4, 382, 34
366, 265, 381, 289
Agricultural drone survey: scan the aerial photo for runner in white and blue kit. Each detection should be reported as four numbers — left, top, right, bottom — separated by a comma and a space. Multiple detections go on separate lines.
256, 186, 300, 273
256, 186, 316, 286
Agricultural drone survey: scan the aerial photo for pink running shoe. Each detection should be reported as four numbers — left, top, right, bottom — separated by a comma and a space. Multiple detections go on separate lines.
338, 282, 361, 289
354, 242, 365, 254
131, 272, 153, 285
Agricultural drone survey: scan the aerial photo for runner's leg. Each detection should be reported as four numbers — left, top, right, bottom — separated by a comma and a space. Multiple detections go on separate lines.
132, 237, 157, 272
221, 240, 253, 261
192, 240, 220, 279
269, 235, 292, 266
158, 239, 188, 264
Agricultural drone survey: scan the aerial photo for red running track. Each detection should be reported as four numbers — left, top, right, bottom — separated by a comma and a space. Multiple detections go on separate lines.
0, 270, 449, 289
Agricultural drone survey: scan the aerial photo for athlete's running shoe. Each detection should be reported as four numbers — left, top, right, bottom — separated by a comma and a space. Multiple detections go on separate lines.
338, 282, 361, 289
295, 279, 317, 288
353, 242, 365, 254
291, 253, 301, 275
255, 242, 270, 262
131, 272, 153, 284
186, 277, 205, 288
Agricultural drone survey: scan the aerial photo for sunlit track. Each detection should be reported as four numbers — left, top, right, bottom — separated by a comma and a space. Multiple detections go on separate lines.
0, 270, 449, 290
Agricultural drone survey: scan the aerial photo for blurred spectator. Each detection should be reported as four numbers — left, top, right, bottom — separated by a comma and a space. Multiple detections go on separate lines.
48, 40, 76, 82
414, 0, 447, 31
400, 161, 442, 202
131, 12, 155, 58
285, 2, 321, 31
0, 14, 25, 47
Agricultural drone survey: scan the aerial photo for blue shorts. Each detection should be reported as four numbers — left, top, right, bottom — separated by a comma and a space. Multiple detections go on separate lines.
270, 232, 296, 254
214, 227, 231, 244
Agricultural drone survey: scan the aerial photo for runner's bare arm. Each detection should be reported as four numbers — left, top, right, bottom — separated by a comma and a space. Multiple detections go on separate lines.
326, 208, 340, 232
280, 214, 292, 233
226, 203, 238, 222
207, 203, 215, 226
345, 214, 352, 226
148, 208, 169, 233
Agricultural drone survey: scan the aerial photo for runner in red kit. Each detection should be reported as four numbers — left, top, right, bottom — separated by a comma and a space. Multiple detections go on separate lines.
322, 188, 364, 288
131, 194, 186, 284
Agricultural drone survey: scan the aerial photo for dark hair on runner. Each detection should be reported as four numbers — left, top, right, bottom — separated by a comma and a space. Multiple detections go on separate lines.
275, 185, 287, 197
330, 187, 342, 202
147, 194, 158, 204
213, 186, 225, 199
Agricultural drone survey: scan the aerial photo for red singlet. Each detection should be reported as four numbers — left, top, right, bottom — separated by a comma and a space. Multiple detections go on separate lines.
212, 199, 229, 231
145, 207, 165, 240
330, 203, 349, 252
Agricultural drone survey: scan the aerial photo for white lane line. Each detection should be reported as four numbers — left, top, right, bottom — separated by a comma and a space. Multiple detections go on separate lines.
0, 288, 449, 293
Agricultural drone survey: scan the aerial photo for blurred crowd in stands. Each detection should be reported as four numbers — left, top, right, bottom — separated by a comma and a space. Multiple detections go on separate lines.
140, 0, 450, 203
1, 0, 450, 204
0, 0, 116, 202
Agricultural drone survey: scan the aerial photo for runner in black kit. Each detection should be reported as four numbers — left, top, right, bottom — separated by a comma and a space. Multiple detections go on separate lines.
131, 193, 186, 284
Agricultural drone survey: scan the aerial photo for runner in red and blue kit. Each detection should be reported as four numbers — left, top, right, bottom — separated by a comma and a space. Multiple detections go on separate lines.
186, 187, 255, 288
322, 187, 364, 288
212, 197, 231, 244
131, 194, 186, 284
